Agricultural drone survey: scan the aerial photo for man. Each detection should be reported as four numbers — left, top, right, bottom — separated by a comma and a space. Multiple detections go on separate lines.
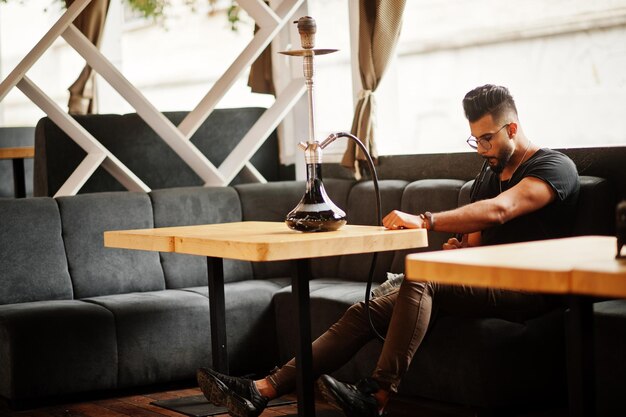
196, 84, 580, 417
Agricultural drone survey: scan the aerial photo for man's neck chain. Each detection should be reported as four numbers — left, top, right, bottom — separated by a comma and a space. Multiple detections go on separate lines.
499, 140, 531, 194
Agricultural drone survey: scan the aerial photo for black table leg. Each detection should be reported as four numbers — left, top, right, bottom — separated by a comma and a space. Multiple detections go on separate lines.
566, 295, 595, 417
207, 256, 228, 374
12, 158, 26, 198
292, 258, 315, 417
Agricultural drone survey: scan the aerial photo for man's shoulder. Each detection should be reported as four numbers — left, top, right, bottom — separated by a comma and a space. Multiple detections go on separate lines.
529, 148, 577, 171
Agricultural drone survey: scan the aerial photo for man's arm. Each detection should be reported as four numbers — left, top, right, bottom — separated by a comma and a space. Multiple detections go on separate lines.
383, 176, 557, 234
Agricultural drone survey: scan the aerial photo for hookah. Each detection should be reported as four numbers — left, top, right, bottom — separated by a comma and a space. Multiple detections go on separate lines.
281, 17, 386, 341
282, 16, 381, 233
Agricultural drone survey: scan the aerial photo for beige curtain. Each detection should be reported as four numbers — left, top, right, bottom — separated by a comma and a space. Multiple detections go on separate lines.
341, 0, 406, 174
247, 2, 275, 96
248, 22, 276, 96
66, 0, 111, 114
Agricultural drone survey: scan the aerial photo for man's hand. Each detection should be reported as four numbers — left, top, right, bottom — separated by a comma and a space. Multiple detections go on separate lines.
443, 236, 465, 250
383, 210, 425, 229
443, 232, 480, 249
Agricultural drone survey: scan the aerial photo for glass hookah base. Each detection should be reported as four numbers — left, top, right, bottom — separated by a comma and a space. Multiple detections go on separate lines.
285, 213, 347, 232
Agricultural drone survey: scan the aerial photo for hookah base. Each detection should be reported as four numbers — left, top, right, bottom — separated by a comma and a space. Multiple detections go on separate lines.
285, 217, 347, 232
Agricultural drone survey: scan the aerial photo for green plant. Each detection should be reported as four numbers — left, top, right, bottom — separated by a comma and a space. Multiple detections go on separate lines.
127, 0, 241, 29
126, 0, 166, 18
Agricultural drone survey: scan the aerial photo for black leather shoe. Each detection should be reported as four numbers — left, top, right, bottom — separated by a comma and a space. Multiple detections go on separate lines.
197, 367, 269, 417
318, 374, 380, 417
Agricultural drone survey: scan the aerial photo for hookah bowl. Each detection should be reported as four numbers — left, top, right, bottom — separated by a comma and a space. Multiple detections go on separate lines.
282, 16, 346, 232
285, 142, 347, 232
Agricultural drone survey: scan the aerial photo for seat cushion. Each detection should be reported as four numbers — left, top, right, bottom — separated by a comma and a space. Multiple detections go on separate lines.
0, 300, 117, 400
57, 191, 165, 298
273, 279, 371, 364
83, 290, 211, 388
150, 186, 252, 286
400, 309, 567, 408
273, 278, 386, 383
594, 300, 626, 416
0, 198, 73, 304
183, 279, 287, 375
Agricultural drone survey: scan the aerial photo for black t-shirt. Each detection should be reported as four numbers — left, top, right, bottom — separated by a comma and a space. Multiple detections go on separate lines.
470, 148, 580, 246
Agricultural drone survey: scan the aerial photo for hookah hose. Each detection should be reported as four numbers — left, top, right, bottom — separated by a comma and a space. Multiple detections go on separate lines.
330, 132, 386, 343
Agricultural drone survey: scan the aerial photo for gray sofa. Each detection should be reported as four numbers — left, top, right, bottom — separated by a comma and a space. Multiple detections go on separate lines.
1, 175, 623, 415
2, 109, 623, 415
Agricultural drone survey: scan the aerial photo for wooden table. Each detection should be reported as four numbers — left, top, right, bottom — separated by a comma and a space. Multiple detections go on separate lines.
106, 221, 428, 417
0, 146, 34, 198
405, 235, 626, 417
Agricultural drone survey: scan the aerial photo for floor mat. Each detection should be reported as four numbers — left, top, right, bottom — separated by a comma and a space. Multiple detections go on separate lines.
151, 394, 296, 417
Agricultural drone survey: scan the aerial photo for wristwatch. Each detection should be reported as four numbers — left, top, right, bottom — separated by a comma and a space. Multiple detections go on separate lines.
419, 211, 435, 231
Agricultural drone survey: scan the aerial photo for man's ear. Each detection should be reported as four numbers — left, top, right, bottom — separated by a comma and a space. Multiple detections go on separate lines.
507, 122, 518, 138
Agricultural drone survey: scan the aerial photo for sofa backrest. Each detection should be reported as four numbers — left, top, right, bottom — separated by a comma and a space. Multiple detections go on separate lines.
336, 180, 408, 281
390, 179, 466, 272
33, 108, 281, 197
0, 198, 73, 304
56, 192, 165, 298
234, 179, 356, 280
149, 186, 252, 286
0, 173, 615, 304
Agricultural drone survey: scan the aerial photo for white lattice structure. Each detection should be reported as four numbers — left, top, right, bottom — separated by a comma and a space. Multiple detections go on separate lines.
0, 0, 307, 196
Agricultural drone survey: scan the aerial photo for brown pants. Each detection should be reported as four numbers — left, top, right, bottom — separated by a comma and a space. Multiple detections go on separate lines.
267, 279, 555, 394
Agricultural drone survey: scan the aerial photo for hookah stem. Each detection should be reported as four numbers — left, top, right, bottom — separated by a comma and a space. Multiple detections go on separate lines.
333, 132, 385, 343
304, 55, 316, 144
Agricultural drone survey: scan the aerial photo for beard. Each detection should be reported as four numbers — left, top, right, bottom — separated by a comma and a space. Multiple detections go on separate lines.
485, 147, 514, 174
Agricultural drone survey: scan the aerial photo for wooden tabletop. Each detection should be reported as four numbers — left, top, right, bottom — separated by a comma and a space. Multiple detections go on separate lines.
572, 257, 626, 298
0, 146, 35, 160
405, 236, 626, 296
105, 221, 428, 262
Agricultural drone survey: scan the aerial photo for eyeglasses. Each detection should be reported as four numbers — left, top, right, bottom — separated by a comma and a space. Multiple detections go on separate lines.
466, 124, 510, 150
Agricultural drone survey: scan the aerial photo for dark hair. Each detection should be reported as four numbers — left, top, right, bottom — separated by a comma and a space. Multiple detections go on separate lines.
462, 84, 518, 123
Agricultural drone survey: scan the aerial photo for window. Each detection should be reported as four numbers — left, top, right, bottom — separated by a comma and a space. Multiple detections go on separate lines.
375, 0, 626, 155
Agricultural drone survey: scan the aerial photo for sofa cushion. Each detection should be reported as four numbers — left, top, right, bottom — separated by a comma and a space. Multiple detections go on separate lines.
0, 300, 117, 400
83, 290, 210, 388
273, 279, 371, 365
0, 198, 73, 304
235, 181, 304, 280
390, 179, 466, 271
150, 186, 252, 286
57, 192, 165, 298
235, 179, 354, 280
594, 300, 626, 416
572, 176, 614, 236
184, 279, 287, 375
273, 278, 389, 384
33, 108, 281, 196
337, 180, 409, 282
400, 309, 567, 407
